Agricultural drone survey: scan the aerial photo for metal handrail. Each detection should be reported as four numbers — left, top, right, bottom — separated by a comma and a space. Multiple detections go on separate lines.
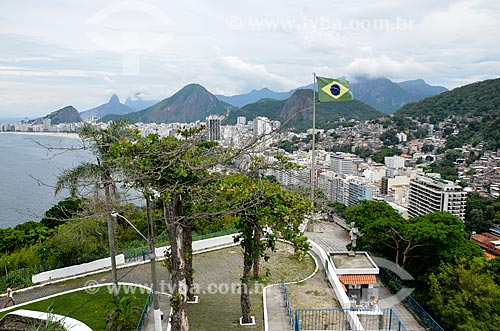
136, 292, 153, 331
379, 268, 444, 331
295, 307, 409, 331
282, 278, 295, 329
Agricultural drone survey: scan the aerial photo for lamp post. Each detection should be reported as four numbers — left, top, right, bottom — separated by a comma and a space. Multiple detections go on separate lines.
112, 211, 162, 331
310, 72, 317, 232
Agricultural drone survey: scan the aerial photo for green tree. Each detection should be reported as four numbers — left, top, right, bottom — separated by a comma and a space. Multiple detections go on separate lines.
40, 197, 84, 229
344, 201, 482, 273
344, 200, 407, 264
380, 129, 399, 146
372, 147, 399, 163
465, 193, 500, 233
426, 149, 462, 181
429, 258, 500, 331
413, 128, 428, 139
54, 120, 131, 295
217, 175, 311, 323
421, 143, 434, 153
109, 130, 225, 331
38, 218, 108, 268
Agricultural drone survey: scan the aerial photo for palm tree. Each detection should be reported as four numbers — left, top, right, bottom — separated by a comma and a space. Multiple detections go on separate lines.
55, 120, 130, 296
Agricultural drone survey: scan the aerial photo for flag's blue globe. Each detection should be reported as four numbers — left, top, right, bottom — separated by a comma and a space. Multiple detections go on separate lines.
330, 84, 341, 96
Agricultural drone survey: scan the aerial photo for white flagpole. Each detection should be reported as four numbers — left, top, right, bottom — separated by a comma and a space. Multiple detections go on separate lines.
310, 73, 316, 232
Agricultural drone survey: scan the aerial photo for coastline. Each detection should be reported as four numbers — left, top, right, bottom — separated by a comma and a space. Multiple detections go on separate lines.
0, 131, 80, 139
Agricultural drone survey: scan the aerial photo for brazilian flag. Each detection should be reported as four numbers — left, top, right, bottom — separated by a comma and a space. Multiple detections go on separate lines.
317, 76, 353, 102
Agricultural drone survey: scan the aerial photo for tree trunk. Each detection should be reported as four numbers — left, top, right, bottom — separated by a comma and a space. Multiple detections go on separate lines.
183, 222, 194, 301
241, 260, 253, 324
164, 197, 189, 331
402, 241, 412, 268
104, 183, 118, 297
253, 257, 261, 279
252, 228, 261, 279
394, 238, 400, 266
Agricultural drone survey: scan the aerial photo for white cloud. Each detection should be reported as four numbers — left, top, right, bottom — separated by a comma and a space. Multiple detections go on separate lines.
344, 56, 430, 79
103, 76, 116, 85
211, 55, 296, 94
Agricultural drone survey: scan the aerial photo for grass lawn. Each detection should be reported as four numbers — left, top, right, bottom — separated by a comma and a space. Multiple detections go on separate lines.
189, 293, 263, 331
188, 242, 316, 330
0, 285, 149, 330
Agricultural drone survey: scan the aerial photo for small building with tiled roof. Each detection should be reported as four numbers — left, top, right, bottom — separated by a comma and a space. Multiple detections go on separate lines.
329, 251, 379, 306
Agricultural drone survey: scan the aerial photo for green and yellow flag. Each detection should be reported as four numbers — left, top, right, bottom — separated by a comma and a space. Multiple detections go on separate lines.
316, 76, 353, 102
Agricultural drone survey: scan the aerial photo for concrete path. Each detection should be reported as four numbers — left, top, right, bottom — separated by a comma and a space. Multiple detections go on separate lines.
305, 220, 352, 252
143, 293, 171, 331
265, 285, 292, 331
376, 285, 425, 331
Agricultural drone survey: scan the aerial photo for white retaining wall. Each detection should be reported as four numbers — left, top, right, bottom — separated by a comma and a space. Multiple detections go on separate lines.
32, 254, 125, 284
308, 239, 350, 309
32, 234, 239, 284
4, 309, 93, 331
308, 239, 365, 330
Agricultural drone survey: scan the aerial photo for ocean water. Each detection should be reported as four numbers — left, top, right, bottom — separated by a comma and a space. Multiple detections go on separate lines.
0, 133, 92, 228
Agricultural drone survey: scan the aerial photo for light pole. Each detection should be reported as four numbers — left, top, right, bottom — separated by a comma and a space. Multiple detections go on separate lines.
310, 72, 317, 232
111, 212, 148, 241
112, 211, 163, 331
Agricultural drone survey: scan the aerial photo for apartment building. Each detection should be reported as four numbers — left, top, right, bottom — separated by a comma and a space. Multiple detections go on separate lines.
408, 175, 467, 220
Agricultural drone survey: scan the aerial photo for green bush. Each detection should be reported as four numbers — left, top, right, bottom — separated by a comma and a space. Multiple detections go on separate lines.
37, 218, 108, 269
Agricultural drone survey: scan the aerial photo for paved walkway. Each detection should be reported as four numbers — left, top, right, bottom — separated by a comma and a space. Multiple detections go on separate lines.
264, 249, 339, 331
266, 285, 292, 331
306, 220, 352, 252
376, 285, 425, 331
306, 220, 426, 331
143, 293, 171, 331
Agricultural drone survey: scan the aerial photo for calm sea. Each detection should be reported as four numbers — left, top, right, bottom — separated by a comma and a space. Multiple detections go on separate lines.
0, 133, 92, 228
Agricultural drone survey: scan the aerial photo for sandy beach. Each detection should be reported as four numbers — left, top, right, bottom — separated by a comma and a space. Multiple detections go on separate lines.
0, 131, 80, 139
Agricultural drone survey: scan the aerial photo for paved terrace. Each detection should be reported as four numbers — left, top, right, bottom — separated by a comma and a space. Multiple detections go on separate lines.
7, 242, 316, 331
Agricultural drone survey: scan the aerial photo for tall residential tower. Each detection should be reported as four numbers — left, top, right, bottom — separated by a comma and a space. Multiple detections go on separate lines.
408, 175, 467, 220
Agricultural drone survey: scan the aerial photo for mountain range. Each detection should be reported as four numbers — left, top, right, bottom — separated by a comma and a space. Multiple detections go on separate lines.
216, 77, 447, 113
98, 77, 445, 117
29, 105, 82, 125
225, 89, 383, 132
102, 84, 235, 124
79, 94, 134, 120
100, 83, 383, 129
395, 77, 500, 149
34, 76, 447, 128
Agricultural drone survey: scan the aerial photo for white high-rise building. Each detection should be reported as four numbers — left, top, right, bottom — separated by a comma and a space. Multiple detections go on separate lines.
384, 156, 406, 169
253, 116, 274, 148
330, 152, 357, 175
206, 115, 222, 141
408, 175, 467, 220
253, 116, 273, 136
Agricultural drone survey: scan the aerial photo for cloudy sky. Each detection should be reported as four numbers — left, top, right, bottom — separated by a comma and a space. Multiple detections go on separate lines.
1, 0, 499, 118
